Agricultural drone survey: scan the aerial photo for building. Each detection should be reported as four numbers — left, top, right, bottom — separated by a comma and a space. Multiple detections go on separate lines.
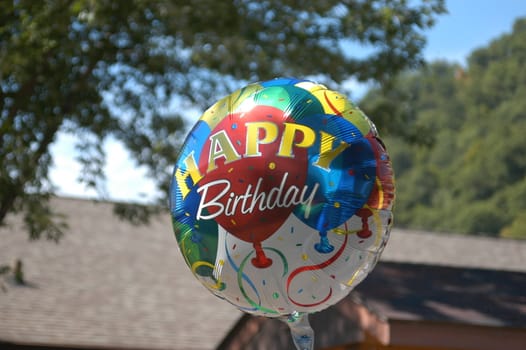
1, 197, 525, 349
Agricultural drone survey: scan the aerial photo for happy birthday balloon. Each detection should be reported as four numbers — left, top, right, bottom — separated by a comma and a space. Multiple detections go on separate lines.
169, 78, 395, 321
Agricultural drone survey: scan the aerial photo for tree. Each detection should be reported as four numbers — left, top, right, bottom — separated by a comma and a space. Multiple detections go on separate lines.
360, 17, 526, 238
0, 0, 446, 240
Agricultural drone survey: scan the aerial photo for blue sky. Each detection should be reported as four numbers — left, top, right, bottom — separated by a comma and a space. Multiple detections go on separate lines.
50, 1, 526, 202
423, 0, 526, 63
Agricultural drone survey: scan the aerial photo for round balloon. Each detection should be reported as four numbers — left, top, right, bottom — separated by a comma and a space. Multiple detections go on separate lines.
169, 77, 395, 317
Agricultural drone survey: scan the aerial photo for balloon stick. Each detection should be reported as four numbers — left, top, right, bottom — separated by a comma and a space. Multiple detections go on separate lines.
282, 312, 314, 350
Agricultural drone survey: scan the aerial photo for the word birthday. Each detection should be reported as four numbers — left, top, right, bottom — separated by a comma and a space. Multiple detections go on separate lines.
196, 172, 319, 220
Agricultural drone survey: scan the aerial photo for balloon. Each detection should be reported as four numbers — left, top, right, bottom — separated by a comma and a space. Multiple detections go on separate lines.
169, 78, 395, 321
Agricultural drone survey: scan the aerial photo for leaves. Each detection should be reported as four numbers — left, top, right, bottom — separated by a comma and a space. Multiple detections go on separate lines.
0, 0, 445, 239
364, 17, 526, 238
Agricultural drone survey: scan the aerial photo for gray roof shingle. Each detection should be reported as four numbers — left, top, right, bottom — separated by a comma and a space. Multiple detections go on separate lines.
382, 228, 526, 272
0, 197, 243, 350
1, 197, 525, 349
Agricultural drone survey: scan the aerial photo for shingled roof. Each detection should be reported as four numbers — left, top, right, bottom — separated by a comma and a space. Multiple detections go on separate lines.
1, 197, 525, 350
381, 228, 526, 272
219, 234, 526, 350
0, 197, 243, 350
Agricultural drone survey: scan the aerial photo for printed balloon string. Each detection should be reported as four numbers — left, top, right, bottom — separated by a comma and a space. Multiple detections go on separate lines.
238, 247, 288, 315
179, 236, 225, 291
191, 261, 226, 291
224, 239, 262, 313
330, 206, 384, 251
226, 239, 288, 314
323, 90, 343, 117
370, 207, 383, 247
287, 233, 348, 307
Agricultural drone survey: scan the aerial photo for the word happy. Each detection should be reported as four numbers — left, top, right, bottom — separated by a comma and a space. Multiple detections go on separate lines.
174, 120, 351, 200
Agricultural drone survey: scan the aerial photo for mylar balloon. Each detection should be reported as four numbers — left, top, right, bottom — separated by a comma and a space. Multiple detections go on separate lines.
170, 78, 395, 324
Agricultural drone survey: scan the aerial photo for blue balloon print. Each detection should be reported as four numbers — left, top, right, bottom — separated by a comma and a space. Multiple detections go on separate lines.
293, 114, 376, 253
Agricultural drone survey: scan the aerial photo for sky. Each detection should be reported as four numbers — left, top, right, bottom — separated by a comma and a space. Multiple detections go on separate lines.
49, 0, 526, 203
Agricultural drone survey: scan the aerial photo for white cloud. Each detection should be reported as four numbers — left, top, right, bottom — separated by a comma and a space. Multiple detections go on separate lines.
49, 132, 162, 203
49, 133, 98, 199
341, 77, 372, 101
103, 139, 162, 202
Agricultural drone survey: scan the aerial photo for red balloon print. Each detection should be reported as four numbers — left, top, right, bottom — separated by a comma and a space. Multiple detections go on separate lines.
197, 105, 309, 267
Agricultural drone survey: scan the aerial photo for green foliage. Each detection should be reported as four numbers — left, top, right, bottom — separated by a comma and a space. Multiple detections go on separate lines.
363, 17, 526, 239
112, 201, 161, 226
501, 212, 526, 239
0, 0, 445, 239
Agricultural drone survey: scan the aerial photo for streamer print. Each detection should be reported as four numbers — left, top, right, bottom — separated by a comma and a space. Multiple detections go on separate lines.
169, 77, 395, 317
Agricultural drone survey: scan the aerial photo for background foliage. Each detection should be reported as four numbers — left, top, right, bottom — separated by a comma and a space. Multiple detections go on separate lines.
361, 17, 526, 239
3, 1, 525, 241
1, 0, 446, 240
